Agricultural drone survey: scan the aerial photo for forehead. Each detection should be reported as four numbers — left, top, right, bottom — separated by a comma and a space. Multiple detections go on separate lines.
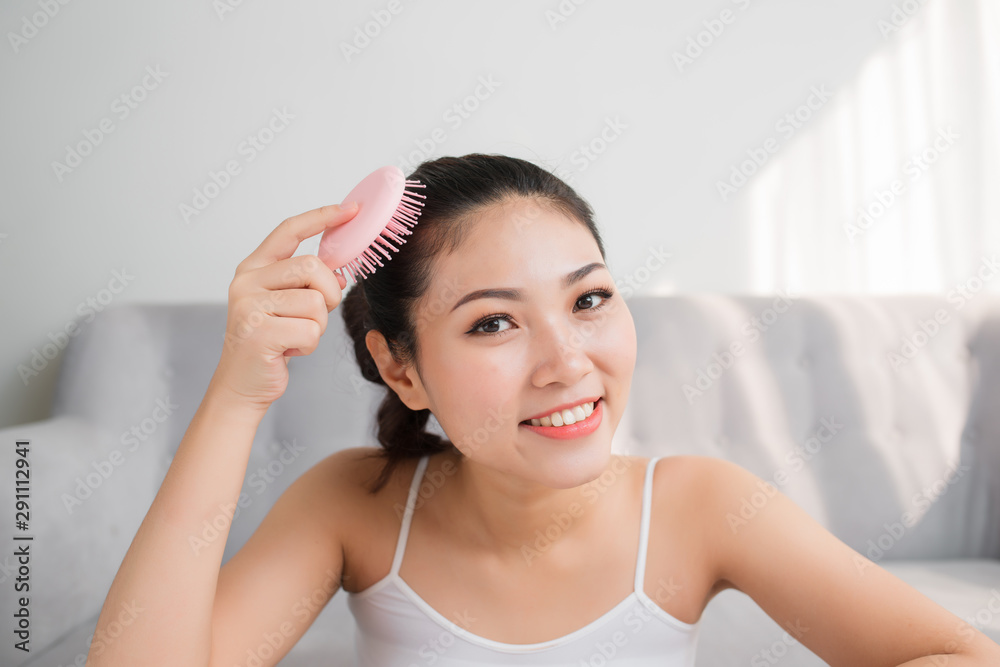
419, 198, 604, 313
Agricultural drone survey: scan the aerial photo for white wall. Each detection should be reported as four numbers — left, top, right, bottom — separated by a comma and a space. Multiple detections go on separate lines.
1, 0, 993, 427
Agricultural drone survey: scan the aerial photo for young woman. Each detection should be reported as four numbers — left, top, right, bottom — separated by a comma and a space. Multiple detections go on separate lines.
88, 154, 1000, 666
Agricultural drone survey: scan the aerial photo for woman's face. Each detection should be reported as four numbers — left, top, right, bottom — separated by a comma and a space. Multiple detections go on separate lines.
408, 198, 638, 488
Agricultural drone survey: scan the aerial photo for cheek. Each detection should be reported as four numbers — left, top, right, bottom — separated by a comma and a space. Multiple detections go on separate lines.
594, 303, 638, 375
430, 350, 521, 450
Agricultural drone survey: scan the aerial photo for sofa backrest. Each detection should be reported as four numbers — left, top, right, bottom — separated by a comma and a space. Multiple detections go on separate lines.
51, 294, 1000, 571
619, 294, 1000, 561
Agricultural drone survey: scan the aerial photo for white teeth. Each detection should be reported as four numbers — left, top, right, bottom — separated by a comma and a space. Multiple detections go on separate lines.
528, 400, 596, 427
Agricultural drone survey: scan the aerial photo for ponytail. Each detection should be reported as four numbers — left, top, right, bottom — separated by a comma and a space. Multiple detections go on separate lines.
340, 282, 455, 494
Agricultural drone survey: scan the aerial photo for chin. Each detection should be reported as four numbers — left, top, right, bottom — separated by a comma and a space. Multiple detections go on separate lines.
534, 440, 617, 488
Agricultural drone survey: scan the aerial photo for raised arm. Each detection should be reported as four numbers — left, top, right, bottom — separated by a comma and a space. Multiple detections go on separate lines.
86, 203, 361, 666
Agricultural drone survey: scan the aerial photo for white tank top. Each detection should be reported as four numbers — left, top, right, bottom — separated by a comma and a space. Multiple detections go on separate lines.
346, 455, 701, 665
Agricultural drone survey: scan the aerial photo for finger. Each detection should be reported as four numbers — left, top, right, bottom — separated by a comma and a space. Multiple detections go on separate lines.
240, 202, 359, 273
267, 288, 330, 336
334, 269, 347, 291
262, 316, 323, 357
251, 255, 343, 312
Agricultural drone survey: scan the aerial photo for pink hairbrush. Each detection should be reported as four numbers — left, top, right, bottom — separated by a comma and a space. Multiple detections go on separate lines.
317, 165, 426, 284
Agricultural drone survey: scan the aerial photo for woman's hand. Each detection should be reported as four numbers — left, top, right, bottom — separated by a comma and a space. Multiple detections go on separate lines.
209, 202, 360, 412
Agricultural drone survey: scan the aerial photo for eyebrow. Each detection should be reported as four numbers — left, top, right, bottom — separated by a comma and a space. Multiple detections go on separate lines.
449, 262, 609, 314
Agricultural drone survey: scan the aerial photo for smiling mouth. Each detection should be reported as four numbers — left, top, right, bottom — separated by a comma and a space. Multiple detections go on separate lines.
519, 397, 603, 426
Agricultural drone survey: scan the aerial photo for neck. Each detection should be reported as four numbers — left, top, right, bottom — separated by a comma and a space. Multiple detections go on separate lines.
439, 449, 635, 567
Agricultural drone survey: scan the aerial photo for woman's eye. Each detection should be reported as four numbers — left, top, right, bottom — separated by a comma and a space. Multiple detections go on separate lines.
476, 316, 512, 335
468, 288, 614, 337
577, 292, 606, 310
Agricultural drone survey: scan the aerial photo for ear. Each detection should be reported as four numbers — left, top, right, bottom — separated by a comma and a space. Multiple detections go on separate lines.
365, 329, 431, 412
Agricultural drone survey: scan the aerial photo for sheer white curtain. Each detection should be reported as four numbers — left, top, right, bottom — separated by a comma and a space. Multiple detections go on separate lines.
740, 0, 1000, 294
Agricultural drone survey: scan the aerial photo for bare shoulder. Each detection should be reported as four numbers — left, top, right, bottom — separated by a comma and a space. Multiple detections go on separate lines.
644, 454, 749, 596
312, 446, 430, 594
292, 447, 401, 533
663, 454, 844, 596
303, 445, 406, 501
644, 453, 737, 503
647, 453, 753, 506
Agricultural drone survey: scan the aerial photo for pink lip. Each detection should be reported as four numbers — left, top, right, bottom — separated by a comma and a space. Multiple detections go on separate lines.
519, 398, 603, 440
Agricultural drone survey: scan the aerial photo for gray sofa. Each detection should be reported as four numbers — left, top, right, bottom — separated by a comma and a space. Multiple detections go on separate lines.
3, 293, 999, 666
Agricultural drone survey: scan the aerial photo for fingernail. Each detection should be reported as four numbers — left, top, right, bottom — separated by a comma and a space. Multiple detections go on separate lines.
343, 201, 358, 210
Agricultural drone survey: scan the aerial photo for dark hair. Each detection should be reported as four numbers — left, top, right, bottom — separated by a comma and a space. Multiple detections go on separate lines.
340, 153, 607, 494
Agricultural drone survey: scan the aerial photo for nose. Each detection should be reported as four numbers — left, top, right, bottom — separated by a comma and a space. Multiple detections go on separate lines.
529, 319, 596, 388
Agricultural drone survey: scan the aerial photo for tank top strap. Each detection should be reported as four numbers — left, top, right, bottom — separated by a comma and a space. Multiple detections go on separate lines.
634, 456, 662, 593
389, 453, 431, 576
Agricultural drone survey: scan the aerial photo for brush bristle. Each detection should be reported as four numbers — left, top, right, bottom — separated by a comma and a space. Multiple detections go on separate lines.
343, 179, 427, 283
